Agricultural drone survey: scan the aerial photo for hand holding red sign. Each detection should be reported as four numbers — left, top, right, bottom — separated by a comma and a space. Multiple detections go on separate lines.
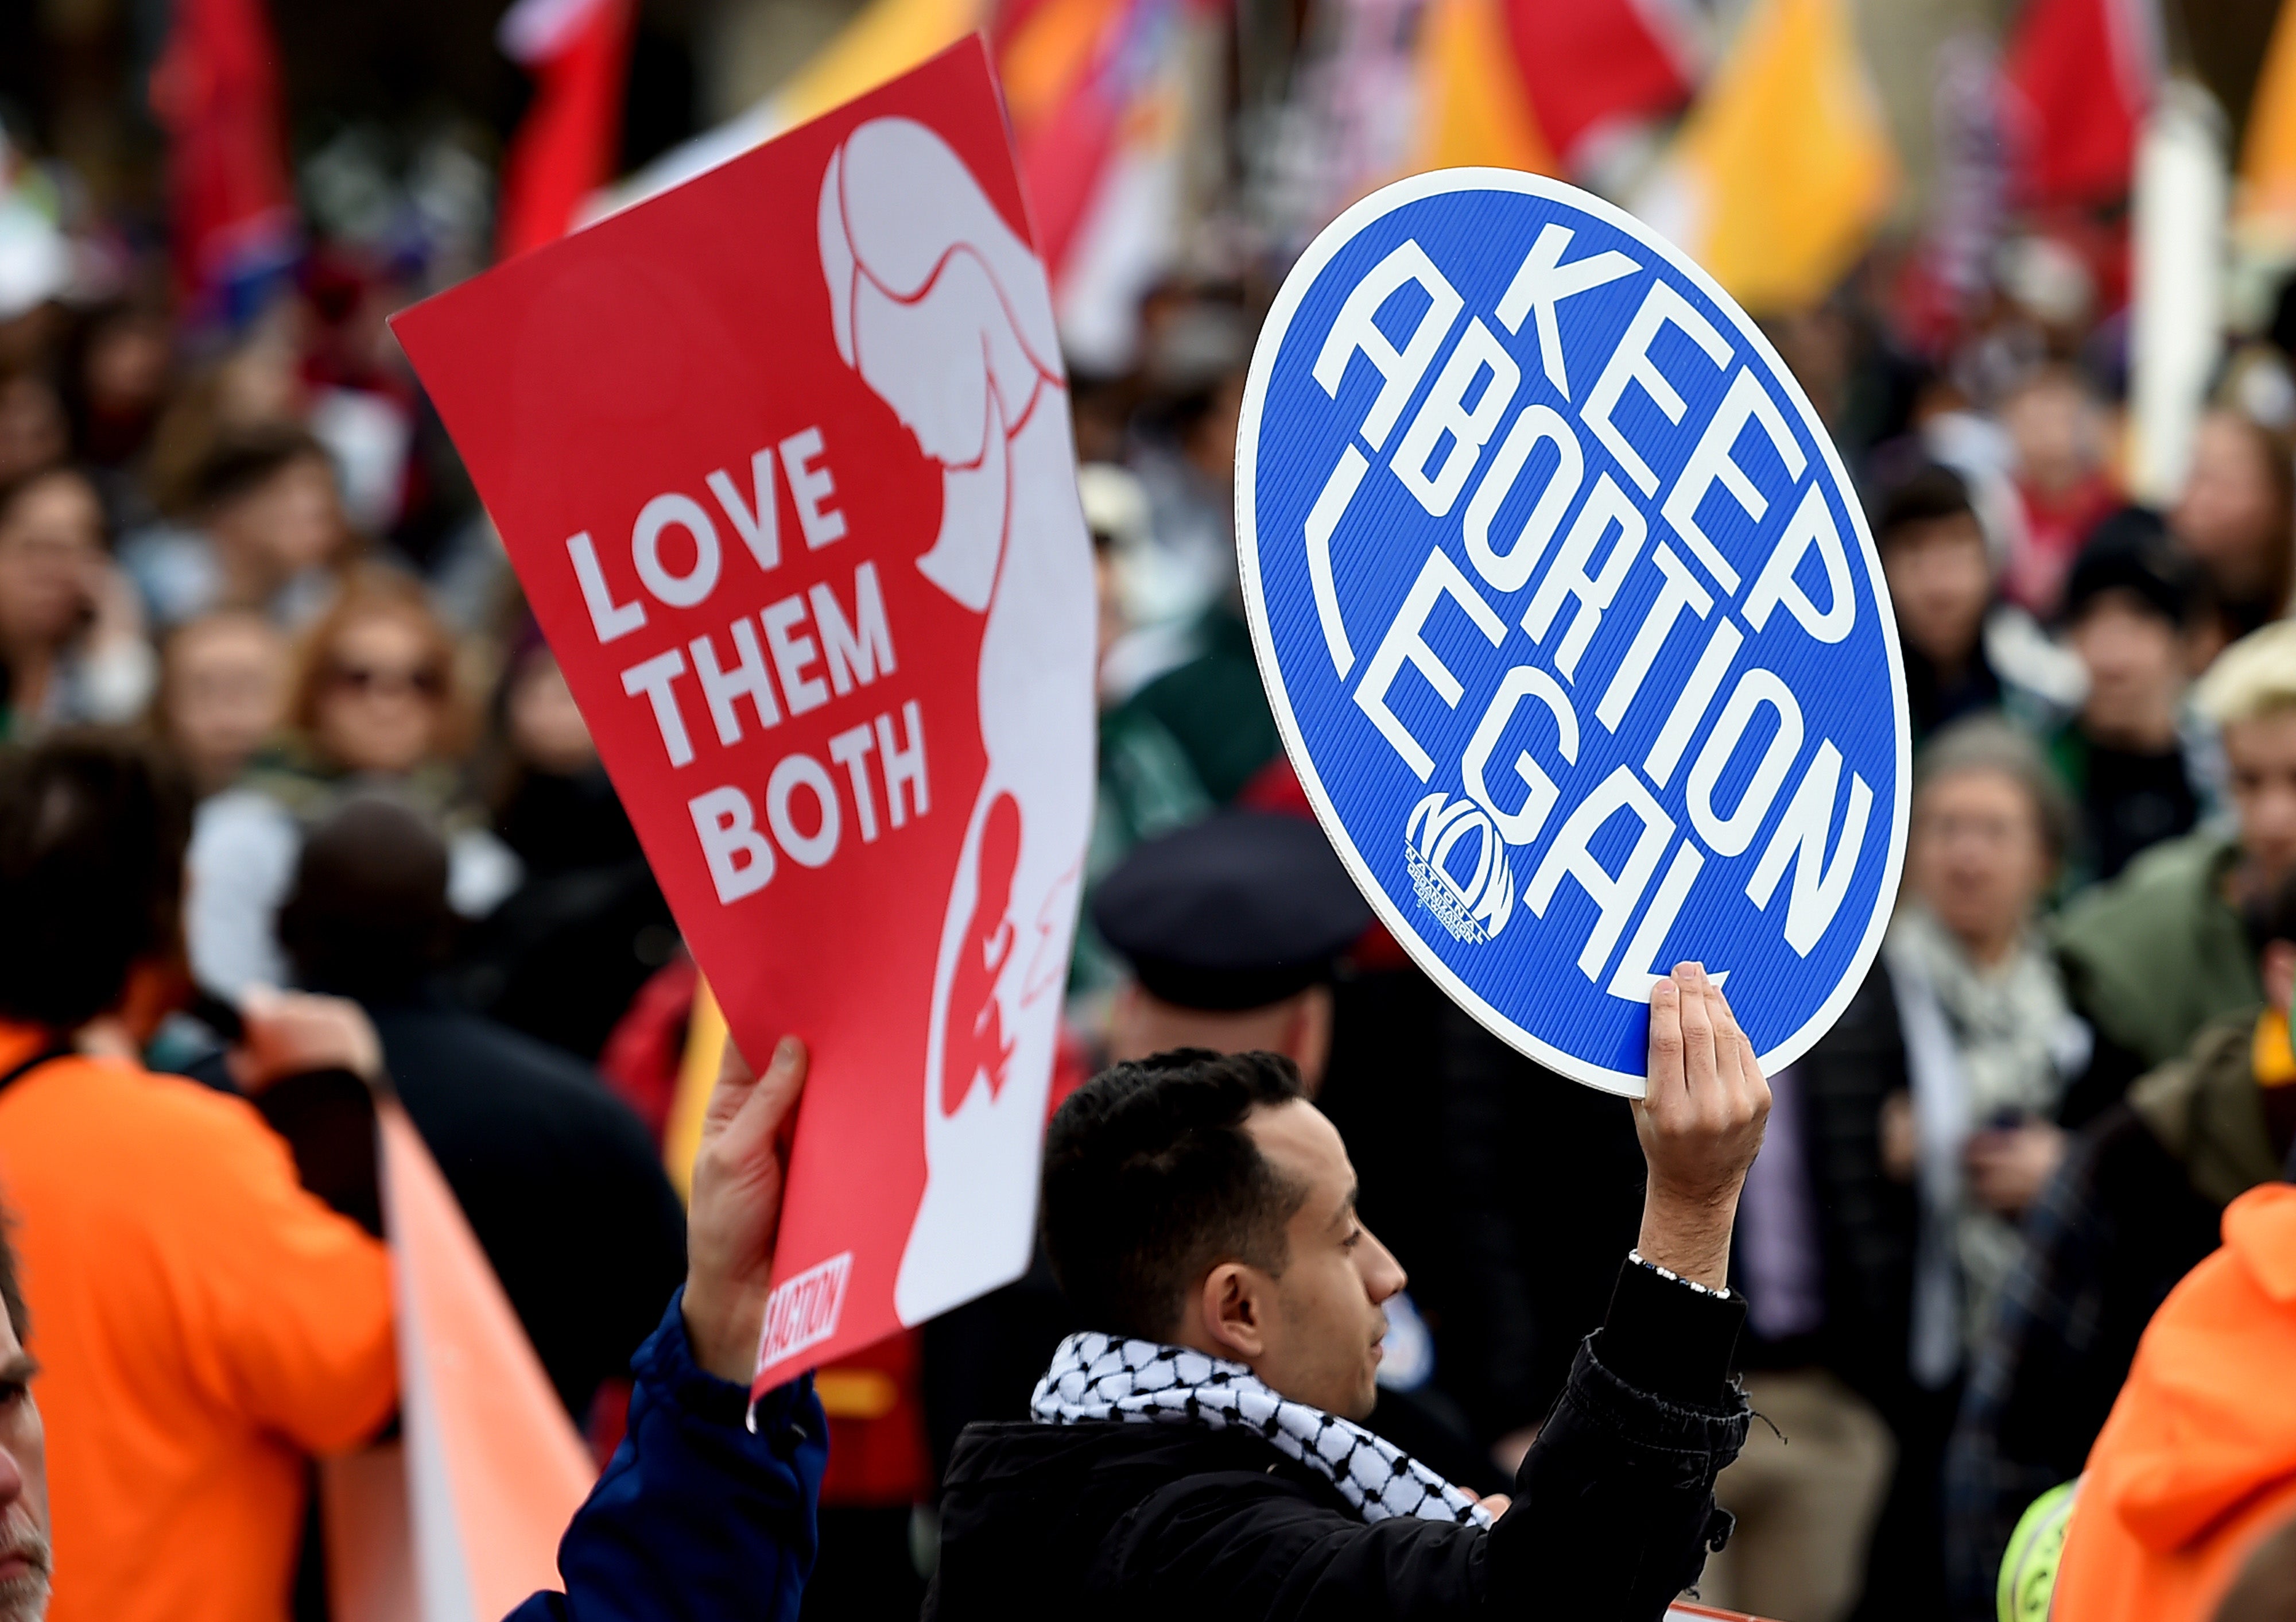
684, 1037, 808, 1384
391, 41, 1097, 1392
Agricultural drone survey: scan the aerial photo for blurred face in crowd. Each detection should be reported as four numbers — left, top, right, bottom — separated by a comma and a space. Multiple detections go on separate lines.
0, 377, 65, 489
213, 310, 305, 428
83, 313, 172, 421
2070, 591, 2185, 749
2224, 706, 2296, 893
0, 1305, 51, 1622
1884, 513, 1992, 670
1909, 765, 2051, 963
0, 473, 104, 654
1223, 1100, 1403, 1422
2173, 412, 2290, 599
77, 311, 172, 466
211, 454, 343, 584
164, 613, 286, 795
314, 607, 448, 776
2003, 370, 2102, 498
506, 652, 595, 776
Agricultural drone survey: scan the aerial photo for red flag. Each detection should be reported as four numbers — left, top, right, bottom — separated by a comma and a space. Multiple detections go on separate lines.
496, 0, 635, 260
148, 0, 298, 320
2002, 0, 2158, 207
1502, 0, 1697, 167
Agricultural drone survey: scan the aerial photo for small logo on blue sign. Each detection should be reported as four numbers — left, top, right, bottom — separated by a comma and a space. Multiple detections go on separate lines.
1236, 170, 1911, 1096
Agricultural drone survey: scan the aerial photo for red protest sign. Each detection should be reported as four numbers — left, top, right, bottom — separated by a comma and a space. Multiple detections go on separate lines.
390, 38, 1096, 1389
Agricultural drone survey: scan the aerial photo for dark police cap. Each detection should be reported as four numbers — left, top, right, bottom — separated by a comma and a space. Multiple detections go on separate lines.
1092, 811, 1372, 1012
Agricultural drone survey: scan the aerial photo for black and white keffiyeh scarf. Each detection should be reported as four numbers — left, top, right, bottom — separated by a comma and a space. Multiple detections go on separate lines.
1030, 1331, 1493, 1527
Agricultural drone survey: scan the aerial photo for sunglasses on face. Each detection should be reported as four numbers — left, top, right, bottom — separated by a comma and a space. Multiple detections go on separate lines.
327, 661, 446, 700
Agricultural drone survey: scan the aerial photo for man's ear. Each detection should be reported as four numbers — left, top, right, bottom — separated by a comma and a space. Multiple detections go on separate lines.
1197, 1261, 1267, 1361
2263, 940, 2296, 1013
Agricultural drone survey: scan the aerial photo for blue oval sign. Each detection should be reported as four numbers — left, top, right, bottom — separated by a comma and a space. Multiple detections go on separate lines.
1237, 171, 1911, 1095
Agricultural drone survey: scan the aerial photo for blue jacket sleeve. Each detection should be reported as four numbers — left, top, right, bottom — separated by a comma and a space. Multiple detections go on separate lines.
503, 1289, 828, 1622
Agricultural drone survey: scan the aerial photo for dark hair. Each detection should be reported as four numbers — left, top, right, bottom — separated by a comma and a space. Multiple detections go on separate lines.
1873, 462, 1976, 548
0, 733, 195, 1031
2063, 508, 2195, 629
190, 424, 331, 512
278, 796, 454, 1001
1041, 1048, 1308, 1340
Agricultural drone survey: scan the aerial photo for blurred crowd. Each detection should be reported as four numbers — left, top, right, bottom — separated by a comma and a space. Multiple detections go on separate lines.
8, 0, 2296, 1619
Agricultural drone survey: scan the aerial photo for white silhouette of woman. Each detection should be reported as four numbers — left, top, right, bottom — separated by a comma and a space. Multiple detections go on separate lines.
820, 117, 1096, 1324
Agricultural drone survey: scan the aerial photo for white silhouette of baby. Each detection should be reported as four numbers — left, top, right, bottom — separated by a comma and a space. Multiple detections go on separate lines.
821, 117, 1095, 1325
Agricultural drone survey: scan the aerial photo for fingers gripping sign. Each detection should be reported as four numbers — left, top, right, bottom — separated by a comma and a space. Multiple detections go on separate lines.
685, 1036, 810, 1384
1636, 963, 1771, 1288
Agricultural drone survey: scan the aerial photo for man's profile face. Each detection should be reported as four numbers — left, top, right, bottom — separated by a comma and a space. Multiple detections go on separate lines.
2225, 709, 2296, 893
1240, 1101, 1403, 1422
0, 1309, 50, 1622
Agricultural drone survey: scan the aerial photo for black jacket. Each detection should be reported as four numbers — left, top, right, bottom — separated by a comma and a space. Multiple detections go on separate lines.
1756, 966, 1919, 1410
370, 997, 689, 1420
928, 1263, 1750, 1621
1436, 1004, 1650, 1437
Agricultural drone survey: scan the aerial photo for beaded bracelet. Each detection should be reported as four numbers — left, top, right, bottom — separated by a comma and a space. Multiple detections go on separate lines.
1628, 1249, 1732, 1302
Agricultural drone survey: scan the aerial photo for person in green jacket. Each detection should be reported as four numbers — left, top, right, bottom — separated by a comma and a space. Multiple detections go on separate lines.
2054, 620, 2296, 1112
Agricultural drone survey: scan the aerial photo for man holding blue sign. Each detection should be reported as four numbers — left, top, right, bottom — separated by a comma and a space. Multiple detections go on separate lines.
931, 962, 1766, 1620
1236, 169, 1909, 1095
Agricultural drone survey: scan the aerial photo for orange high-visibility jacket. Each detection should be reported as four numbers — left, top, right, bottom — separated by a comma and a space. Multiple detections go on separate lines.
0, 1024, 395, 1622
2054, 1183, 2296, 1621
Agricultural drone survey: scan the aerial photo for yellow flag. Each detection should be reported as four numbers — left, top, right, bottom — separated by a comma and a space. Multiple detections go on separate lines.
1637, 0, 1896, 313
664, 975, 727, 1199
2240, 0, 2296, 247
770, 0, 987, 129
1411, 0, 1559, 177
596, 0, 984, 216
